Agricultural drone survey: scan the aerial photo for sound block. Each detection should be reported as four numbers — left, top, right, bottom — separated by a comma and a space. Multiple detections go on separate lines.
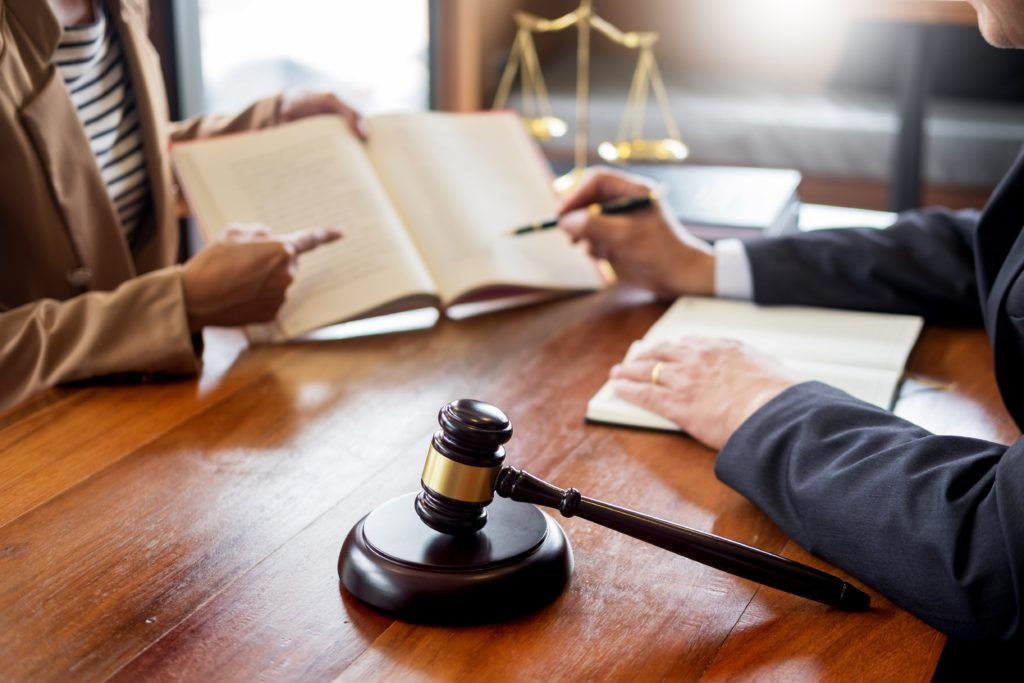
339, 492, 573, 623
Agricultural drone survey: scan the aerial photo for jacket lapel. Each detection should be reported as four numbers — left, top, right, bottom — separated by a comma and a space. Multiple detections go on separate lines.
974, 146, 1024, 425
978, 147, 1024, 341
18, 71, 136, 291
106, 0, 178, 272
10, 0, 136, 290
5, 0, 61, 60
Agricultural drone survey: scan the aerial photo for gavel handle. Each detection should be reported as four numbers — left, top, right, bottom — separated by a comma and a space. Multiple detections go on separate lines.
494, 466, 869, 611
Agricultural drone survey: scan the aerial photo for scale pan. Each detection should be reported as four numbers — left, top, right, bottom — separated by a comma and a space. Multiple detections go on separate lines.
597, 138, 689, 163
524, 116, 568, 141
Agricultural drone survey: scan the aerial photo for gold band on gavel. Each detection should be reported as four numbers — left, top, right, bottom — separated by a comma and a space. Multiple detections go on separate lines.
420, 444, 501, 504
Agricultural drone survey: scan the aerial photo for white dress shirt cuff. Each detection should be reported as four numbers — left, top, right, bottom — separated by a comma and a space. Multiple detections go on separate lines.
712, 238, 754, 300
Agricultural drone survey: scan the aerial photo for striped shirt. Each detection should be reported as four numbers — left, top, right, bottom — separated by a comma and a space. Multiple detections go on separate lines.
54, 7, 151, 242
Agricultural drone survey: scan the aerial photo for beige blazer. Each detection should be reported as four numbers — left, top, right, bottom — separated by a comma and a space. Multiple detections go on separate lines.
0, 0, 281, 411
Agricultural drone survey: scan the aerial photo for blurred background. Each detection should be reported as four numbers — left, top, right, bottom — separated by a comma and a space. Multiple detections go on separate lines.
152, 0, 1024, 212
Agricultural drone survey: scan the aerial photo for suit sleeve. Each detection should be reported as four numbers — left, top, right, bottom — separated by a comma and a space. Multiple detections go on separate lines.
0, 267, 199, 411
744, 208, 982, 325
716, 381, 1024, 641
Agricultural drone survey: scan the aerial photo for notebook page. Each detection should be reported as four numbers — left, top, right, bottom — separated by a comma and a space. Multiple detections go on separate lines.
586, 298, 923, 431
586, 339, 907, 433
643, 298, 923, 372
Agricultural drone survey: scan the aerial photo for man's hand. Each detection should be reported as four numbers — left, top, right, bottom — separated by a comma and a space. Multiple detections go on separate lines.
181, 224, 341, 332
279, 89, 367, 140
609, 337, 800, 450
558, 168, 715, 298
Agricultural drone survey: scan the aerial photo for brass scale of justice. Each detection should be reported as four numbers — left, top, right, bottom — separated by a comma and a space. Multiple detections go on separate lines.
493, 0, 689, 188
338, 3, 870, 622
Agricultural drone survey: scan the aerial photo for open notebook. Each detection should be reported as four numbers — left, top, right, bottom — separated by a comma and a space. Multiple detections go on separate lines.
586, 297, 924, 432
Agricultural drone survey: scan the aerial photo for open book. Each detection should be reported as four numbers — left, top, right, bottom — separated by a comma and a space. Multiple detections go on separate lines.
172, 112, 605, 342
586, 297, 924, 432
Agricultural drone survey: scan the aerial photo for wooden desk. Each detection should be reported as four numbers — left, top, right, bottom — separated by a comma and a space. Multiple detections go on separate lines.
0, 288, 1016, 681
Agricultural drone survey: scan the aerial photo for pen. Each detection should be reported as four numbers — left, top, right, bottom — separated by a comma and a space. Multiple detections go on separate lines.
510, 192, 657, 236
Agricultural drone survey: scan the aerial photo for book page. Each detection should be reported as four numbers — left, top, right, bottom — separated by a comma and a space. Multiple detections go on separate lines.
783, 359, 901, 408
586, 298, 923, 431
586, 363, 901, 433
586, 335, 907, 433
587, 381, 681, 433
643, 298, 923, 372
173, 117, 436, 340
364, 111, 604, 304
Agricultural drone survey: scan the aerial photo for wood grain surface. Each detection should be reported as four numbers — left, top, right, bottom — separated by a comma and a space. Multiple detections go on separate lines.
0, 287, 1016, 682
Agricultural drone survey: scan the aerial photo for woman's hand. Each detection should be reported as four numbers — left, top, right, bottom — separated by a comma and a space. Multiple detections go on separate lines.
558, 168, 715, 298
279, 89, 367, 140
609, 336, 800, 450
181, 224, 341, 332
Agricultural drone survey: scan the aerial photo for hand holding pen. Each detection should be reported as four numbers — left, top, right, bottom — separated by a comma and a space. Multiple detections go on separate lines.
510, 193, 657, 236
554, 168, 716, 298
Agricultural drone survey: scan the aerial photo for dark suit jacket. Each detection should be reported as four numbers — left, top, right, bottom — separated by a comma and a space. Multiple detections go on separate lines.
715, 147, 1024, 641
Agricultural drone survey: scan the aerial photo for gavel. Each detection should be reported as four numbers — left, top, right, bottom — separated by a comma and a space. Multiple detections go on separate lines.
339, 399, 869, 623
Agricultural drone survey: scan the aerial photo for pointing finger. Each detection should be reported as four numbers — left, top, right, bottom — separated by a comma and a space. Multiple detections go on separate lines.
223, 223, 271, 242
279, 227, 343, 255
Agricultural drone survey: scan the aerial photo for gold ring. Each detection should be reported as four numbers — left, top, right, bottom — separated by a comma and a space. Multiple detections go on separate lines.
650, 361, 665, 386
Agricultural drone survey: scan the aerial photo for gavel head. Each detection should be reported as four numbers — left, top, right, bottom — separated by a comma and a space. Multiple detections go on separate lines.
414, 399, 512, 535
